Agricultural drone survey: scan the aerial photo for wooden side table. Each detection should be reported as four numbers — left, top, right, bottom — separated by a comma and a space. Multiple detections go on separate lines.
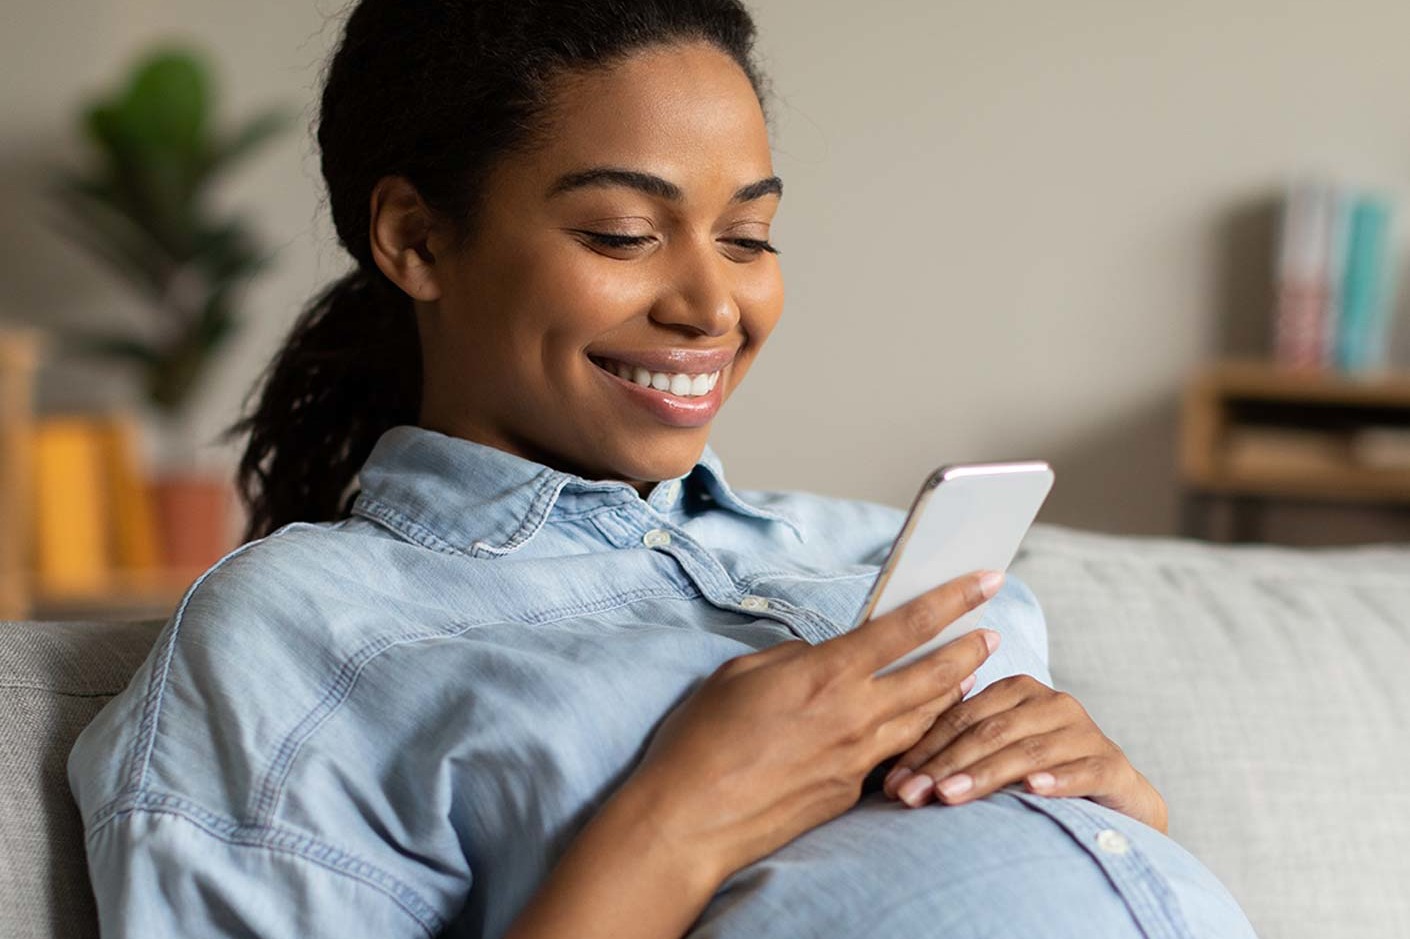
1179, 360, 1410, 541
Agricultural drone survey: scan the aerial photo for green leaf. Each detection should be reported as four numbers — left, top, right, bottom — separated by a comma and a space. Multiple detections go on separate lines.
45, 175, 172, 292
119, 48, 211, 162
81, 101, 130, 160
67, 331, 162, 366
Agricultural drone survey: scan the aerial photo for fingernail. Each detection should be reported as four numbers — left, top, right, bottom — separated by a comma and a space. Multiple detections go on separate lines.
936, 773, 973, 800
978, 570, 1005, 598
958, 673, 976, 696
983, 630, 1000, 654
1028, 772, 1056, 791
883, 765, 913, 795
897, 773, 933, 807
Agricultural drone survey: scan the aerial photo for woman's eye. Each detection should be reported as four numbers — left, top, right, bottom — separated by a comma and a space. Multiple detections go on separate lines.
577, 231, 655, 249
724, 237, 780, 256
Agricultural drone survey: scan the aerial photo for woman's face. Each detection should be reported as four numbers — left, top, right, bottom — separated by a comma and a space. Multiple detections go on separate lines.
412, 42, 782, 493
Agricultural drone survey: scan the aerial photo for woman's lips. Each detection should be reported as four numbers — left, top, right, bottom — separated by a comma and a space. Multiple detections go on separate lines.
588, 356, 724, 428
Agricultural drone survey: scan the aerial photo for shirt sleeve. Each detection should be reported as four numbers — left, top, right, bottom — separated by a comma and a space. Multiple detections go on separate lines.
83, 801, 451, 939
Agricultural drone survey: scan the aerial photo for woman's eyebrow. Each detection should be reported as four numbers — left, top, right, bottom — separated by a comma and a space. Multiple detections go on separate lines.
546, 167, 783, 203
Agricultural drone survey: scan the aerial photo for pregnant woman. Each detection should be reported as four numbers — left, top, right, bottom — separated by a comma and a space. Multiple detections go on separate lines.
68, 2, 1257, 936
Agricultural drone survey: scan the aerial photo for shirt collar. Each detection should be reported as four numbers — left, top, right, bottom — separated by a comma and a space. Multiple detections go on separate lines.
350, 425, 803, 558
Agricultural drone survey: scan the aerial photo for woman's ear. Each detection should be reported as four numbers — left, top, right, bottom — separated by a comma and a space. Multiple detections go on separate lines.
368, 175, 445, 302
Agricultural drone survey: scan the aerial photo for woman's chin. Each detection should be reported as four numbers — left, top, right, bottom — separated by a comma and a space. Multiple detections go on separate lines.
597, 432, 712, 486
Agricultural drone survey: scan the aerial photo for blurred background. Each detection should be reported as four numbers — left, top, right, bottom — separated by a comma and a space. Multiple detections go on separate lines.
6, 0, 1410, 620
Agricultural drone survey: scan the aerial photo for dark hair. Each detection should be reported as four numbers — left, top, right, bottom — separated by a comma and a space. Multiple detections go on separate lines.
227, 0, 768, 541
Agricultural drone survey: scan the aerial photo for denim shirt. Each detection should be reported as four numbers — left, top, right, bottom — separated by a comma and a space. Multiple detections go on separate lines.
68, 425, 1256, 938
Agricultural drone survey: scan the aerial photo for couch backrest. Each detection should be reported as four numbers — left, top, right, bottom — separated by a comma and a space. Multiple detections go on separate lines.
0, 618, 163, 939
1011, 523, 1410, 939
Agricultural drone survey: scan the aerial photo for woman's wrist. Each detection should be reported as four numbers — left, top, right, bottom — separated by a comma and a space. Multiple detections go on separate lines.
502, 772, 726, 939
602, 770, 732, 896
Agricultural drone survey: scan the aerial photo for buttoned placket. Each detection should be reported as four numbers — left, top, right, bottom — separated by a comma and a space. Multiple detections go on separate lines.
593, 496, 839, 645
1008, 791, 1198, 939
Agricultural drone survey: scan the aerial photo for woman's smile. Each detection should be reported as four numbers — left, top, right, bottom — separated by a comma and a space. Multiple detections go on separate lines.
587, 351, 729, 428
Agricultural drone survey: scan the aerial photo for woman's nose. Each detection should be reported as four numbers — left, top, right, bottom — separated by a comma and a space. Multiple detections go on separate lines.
648, 242, 740, 337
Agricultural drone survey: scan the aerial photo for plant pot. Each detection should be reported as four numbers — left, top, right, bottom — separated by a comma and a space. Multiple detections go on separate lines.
150, 471, 235, 571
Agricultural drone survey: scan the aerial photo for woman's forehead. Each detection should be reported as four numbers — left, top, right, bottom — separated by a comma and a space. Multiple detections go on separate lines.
531, 43, 773, 187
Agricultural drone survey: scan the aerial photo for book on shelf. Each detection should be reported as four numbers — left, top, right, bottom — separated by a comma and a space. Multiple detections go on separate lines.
31, 412, 163, 596
1273, 179, 1396, 374
32, 417, 111, 594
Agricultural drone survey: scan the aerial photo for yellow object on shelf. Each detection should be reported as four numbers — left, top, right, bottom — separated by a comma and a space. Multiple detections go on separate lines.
97, 413, 161, 571
32, 417, 111, 595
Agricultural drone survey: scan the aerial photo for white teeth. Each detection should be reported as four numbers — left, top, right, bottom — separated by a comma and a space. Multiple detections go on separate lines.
597, 357, 722, 398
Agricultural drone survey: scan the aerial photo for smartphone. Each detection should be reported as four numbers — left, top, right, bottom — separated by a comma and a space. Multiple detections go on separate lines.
856, 461, 1055, 677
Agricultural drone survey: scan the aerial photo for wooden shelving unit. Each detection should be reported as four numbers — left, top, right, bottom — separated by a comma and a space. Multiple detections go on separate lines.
1179, 359, 1410, 539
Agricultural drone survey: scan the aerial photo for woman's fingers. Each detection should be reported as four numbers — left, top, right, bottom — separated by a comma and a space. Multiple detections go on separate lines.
882, 674, 1043, 798
870, 669, 979, 759
886, 678, 1097, 805
827, 570, 1003, 679
1025, 754, 1121, 797
875, 672, 1169, 830
871, 629, 997, 724
919, 727, 1092, 806
1027, 755, 1159, 829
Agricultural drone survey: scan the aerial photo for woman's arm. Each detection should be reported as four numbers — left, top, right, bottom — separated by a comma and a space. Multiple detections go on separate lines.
504, 571, 1005, 939
501, 774, 724, 939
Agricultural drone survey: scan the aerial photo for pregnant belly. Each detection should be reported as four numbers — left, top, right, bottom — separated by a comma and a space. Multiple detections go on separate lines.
686, 788, 1254, 939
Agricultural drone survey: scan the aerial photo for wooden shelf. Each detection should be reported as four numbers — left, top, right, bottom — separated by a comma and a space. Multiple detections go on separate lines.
1192, 465, 1410, 504
1188, 360, 1410, 409
1180, 360, 1410, 539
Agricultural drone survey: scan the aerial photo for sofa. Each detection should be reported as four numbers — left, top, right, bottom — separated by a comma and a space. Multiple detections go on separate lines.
3, 523, 1408, 938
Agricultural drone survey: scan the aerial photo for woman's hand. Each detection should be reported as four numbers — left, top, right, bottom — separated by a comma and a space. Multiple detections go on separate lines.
620, 570, 1006, 883
880, 674, 1169, 833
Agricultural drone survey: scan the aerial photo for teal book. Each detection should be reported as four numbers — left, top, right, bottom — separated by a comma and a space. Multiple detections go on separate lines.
1336, 195, 1394, 373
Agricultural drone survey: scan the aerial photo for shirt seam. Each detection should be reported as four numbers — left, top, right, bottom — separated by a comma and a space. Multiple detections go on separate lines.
86, 791, 446, 937
252, 583, 702, 824
123, 535, 275, 795
739, 568, 877, 586
471, 470, 565, 557
351, 495, 467, 556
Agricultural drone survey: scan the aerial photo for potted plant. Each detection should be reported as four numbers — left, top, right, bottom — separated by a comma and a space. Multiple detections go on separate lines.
47, 44, 293, 567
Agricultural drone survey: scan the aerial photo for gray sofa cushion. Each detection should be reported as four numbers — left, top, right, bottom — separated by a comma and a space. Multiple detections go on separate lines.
0, 618, 163, 939
1011, 524, 1410, 939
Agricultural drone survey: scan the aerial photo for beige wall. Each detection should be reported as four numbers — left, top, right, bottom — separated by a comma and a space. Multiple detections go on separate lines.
6, 0, 1410, 539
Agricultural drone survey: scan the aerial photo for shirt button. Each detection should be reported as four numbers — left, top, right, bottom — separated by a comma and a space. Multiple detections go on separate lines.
660, 479, 681, 503
740, 595, 770, 611
1095, 828, 1130, 855
642, 529, 672, 548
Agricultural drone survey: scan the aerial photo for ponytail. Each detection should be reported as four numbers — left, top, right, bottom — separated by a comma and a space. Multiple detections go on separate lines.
226, 268, 420, 540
